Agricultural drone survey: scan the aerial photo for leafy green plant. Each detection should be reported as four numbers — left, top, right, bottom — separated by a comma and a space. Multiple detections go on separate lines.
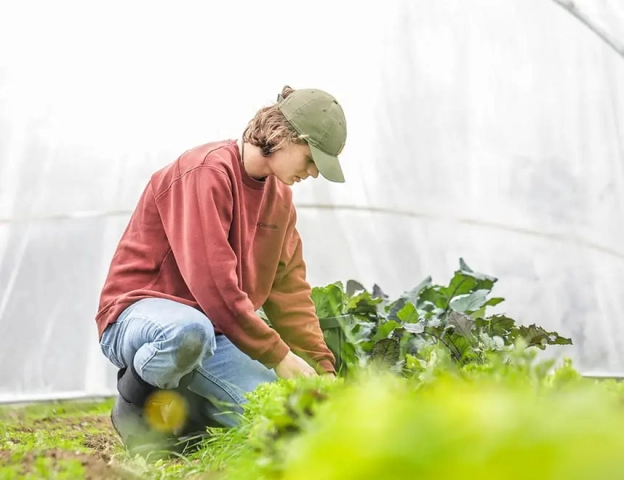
201, 346, 621, 480
278, 364, 624, 480
168, 376, 341, 480
313, 259, 572, 375
0, 262, 589, 480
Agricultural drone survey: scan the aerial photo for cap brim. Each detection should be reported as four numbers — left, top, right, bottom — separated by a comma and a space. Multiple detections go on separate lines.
309, 143, 345, 183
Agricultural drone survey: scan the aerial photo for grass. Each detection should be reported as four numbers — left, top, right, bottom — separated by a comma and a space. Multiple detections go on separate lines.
0, 397, 234, 479
0, 398, 144, 479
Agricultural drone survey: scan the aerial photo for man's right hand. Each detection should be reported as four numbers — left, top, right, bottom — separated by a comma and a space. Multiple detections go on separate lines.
274, 351, 318, 379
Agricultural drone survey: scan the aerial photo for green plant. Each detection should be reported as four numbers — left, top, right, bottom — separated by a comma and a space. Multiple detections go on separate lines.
313, 259, 572, 375
278, 366, 624, 480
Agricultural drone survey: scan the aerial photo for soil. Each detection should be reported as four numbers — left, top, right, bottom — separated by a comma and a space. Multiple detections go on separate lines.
19, 448, 141, 480
1, 411, 145, 479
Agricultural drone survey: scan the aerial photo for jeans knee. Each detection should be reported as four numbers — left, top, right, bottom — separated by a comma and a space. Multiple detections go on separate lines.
172, 321, 213, 371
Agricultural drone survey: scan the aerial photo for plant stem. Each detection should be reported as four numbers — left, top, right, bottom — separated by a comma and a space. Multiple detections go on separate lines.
428, 331, 461, 363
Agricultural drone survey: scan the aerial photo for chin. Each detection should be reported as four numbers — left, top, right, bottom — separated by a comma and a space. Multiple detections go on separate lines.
276, 177, 295, 187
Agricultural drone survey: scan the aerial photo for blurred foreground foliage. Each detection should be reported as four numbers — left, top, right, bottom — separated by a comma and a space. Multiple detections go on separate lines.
4, 260, 616, 480
156, 261, 622, 480
166, 345, 624, 480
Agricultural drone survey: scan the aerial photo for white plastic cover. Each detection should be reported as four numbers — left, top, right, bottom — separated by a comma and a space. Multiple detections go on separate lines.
1, 0, 623, 403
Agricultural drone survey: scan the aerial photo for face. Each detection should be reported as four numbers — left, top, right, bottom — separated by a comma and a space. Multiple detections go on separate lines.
268, 142, 320, 186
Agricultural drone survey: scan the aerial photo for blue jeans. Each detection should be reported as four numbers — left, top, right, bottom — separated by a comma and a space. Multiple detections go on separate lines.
100, 298, 278, 427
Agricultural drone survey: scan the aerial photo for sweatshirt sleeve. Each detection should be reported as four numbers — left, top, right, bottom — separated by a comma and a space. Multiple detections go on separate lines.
262, 205, 336, 374
155, 165, 290, 368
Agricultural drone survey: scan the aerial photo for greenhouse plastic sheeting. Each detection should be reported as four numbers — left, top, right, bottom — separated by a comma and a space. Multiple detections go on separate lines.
1, 0, 623, 403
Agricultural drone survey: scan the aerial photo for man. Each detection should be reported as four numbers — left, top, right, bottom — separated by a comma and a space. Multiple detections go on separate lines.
95, 86, 348, 455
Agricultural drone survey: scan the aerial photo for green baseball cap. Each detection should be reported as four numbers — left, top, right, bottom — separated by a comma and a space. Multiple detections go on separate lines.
277, 87, 347, 183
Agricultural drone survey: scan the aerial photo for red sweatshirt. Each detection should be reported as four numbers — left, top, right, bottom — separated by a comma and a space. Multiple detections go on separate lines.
95, 140, 335, 373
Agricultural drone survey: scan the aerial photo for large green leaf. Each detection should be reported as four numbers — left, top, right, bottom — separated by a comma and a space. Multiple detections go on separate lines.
372, 284, 388, 299
371, 320, 402, 342
450, 290, 490, 313
346, 280, 367, 296
402, 323, 425, 335
396, 302, 419, 324
470, 297, 505, 319
476, 315, 517, 339
346, 290, 383, 319
406, 277, 433, 303
311, 283, 346, 319
485, 297, 504, 307
448, 334, 477, 362
514, 324, 573, 350
440, 274, 479, 300
447, 312, 476, 338
459, 258, 498, 283
387, 277, 432, 320
418, 286, 448, 310
440, 259, 497, 301
371, 338, 400, 365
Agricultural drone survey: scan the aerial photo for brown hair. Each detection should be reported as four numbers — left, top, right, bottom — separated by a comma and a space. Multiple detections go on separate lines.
243, 85, 307, 156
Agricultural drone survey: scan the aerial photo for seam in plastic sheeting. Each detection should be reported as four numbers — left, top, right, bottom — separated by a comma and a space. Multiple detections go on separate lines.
551, 0, 624, 59
1, 204, 623, 260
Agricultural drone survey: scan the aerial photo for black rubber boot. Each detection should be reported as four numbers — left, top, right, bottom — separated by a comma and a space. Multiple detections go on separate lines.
116, 363, 156, 406
111, 365, 187, 458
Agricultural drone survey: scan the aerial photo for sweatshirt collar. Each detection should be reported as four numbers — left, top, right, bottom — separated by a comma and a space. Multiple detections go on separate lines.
231, 140, 266, 191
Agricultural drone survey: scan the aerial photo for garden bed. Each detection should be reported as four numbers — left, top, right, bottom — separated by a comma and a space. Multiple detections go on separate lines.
2, 260, 621, 479
0, 399, 135, 479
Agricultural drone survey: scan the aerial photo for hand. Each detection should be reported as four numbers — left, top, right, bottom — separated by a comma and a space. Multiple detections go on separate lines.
275, 351, 318, 379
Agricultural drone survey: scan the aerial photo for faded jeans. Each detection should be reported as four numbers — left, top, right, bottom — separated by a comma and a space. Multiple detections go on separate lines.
99, 298, 278, 427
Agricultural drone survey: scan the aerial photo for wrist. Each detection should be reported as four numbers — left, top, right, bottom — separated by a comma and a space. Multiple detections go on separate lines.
259, 338, 290, 369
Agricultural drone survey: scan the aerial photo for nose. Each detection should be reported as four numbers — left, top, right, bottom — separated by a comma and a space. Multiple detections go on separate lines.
307, 163, 319, 179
